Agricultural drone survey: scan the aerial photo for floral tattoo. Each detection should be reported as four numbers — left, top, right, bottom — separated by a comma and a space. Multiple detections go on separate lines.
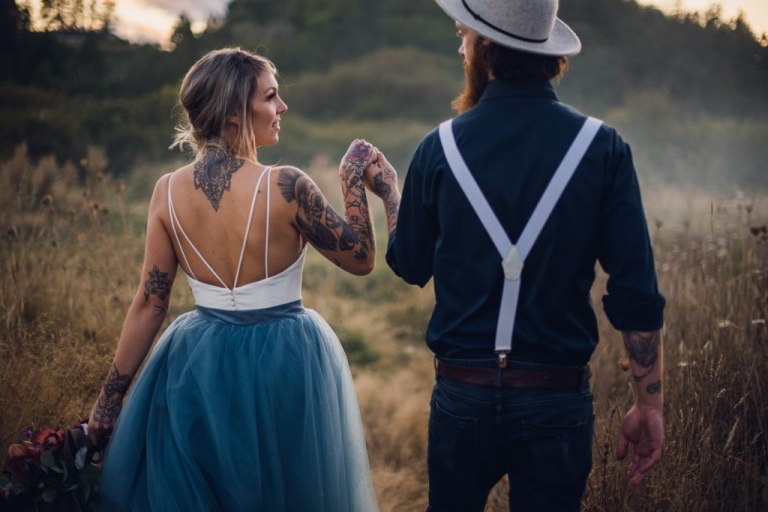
193, 151, 245, 211
92, 364, 133, 443
278, 167, 370, 257
144, 265, 171, 301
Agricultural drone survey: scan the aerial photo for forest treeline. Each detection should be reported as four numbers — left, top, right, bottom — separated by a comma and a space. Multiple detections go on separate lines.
1, 0, 767, 187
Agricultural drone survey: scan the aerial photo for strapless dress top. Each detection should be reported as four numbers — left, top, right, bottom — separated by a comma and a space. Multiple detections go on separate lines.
185, 248, 306, 311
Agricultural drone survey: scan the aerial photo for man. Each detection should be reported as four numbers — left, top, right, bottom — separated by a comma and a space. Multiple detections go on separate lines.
378, 0, 666, 510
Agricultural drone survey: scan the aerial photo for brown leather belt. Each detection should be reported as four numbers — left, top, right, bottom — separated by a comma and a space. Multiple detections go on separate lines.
436, 360, 589, 389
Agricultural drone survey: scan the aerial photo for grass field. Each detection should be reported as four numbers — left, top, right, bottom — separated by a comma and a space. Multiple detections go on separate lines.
1, 145, 766, 510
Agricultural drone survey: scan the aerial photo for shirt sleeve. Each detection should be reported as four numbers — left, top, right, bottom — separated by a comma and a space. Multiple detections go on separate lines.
598, 133, 666, 331
385, 141, 436, 288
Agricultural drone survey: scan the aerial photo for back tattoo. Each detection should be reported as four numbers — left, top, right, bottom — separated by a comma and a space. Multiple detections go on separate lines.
194, 151, 245, 211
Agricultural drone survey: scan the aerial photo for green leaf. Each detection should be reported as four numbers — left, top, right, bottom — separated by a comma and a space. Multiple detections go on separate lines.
41, 450, 56, 468
50, 463, 65, 474
79, 465, 101, 486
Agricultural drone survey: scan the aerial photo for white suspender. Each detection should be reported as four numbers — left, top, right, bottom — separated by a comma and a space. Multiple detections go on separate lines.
438, 117, 602, 366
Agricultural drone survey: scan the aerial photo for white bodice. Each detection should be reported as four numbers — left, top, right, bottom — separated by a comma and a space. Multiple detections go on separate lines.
185, 248, 306, 311
168, 166, 305, 312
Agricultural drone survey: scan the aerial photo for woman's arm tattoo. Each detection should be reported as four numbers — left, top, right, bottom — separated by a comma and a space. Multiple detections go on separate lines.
144, 265, 172, 301
193, 151, 245, 211
340, 160, 374, 254
91, 363, 132, 428
622, 330, 661, 381
278, 168, 371, 255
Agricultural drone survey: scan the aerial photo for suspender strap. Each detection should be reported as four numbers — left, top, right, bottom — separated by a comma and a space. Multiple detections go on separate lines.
438, 117, 602, 358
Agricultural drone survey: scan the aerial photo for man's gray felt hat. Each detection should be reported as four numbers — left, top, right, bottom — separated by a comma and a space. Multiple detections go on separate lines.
434, 0, 581, 56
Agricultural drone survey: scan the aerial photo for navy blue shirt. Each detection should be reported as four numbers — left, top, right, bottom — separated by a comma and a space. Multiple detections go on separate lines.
386, 79, 665, 366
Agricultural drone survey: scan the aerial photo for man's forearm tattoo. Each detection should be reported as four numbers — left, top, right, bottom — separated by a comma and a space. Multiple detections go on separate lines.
92, 364, 132, 429
623, 330, 661, 381
646, 380, 662, 395
373, 167, 399, 234
193, 151, 245, 211
144, 265, 172, 301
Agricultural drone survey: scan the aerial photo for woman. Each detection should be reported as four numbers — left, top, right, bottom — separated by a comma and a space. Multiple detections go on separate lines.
87, 47, 385, 511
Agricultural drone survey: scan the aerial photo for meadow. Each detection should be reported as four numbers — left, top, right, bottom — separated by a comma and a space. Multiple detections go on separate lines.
1, 144, 766, 511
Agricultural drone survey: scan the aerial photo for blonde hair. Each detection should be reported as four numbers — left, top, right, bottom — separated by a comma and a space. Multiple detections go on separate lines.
171, 48, 277, 160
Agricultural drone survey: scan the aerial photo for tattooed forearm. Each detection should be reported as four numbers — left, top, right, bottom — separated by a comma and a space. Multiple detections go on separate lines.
340, 159, 374, 252
103, 363, 132, 397
622, 330, 660, 379
373, 167, 400, 234
91, 364, 132, 435
646, 380, 662, 395
373, 172, 392, 199
193, 151, 245, 211
144, 265, 172, 301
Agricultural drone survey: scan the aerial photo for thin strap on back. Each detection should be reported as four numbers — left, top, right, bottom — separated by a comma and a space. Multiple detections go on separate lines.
234, 166, 271, 288
168, 175, 198, 282
264, 167, 273, 279
167, 174, 229, 288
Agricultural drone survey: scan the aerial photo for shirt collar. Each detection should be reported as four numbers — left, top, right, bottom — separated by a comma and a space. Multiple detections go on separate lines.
478, 78, 559, 103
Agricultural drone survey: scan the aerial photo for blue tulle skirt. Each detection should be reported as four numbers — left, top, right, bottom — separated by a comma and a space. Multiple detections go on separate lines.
97, 301, 378, 512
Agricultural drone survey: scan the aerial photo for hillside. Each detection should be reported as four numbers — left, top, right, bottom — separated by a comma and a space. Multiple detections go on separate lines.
0, 0, 766, 187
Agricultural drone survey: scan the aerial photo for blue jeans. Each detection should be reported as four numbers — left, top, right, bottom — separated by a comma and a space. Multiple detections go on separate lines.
427, 359, 594, 512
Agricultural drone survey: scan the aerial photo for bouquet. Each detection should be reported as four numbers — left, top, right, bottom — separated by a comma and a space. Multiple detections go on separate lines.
1, 421, 101, 512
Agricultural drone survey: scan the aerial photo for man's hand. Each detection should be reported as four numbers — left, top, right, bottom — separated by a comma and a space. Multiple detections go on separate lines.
616, 404, 663, 487
363, 149, 400, 235
363, 149, 397, 198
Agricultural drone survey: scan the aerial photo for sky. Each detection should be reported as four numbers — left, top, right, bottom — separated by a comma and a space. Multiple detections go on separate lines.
82, 0, 768, 46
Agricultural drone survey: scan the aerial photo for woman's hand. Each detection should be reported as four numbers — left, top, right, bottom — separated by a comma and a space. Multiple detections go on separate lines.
87, 363, 132, 449
340, 139, 377, 178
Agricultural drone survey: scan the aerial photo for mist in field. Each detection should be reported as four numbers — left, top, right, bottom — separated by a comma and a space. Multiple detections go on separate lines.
1, 0, 767, 510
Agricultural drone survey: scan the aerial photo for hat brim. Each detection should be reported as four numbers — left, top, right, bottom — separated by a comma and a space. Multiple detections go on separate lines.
435, 0, 581, 57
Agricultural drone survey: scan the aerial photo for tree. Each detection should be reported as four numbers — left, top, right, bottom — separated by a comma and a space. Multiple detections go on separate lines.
38, 0, 113, 31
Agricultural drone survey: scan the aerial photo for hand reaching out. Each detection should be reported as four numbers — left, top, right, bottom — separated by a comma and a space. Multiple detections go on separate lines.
616, 404, 663, 487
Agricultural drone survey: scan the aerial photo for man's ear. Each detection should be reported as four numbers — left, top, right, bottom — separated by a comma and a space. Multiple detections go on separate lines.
480, 37, 492, 47
227, 114, 239, 126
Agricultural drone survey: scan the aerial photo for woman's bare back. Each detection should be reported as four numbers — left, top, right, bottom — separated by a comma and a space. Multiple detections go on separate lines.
160, 157, 304, 289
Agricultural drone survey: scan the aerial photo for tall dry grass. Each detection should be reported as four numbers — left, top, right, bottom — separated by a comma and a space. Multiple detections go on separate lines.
0, 149, 766, 510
